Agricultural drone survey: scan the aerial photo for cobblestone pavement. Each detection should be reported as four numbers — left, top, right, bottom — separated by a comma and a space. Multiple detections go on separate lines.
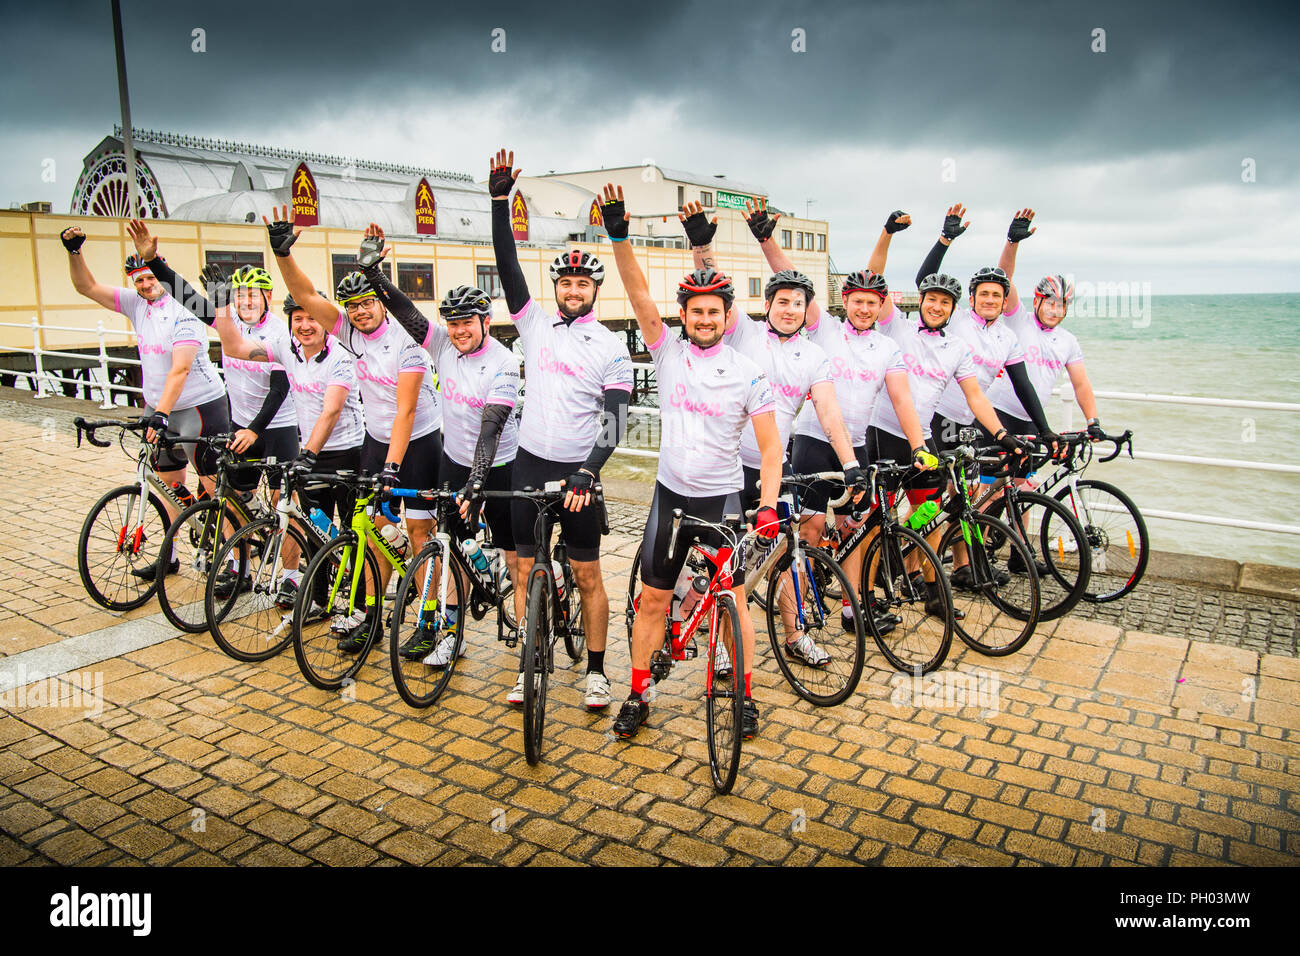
1, 394, 1298, 866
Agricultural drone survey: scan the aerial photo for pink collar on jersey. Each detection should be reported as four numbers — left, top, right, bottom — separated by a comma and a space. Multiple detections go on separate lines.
845, 319, 875, 337
360, 318, 389, 341
242, 311, 270, 331
687, 340, 724, 358
554, 310, 597, 326
460, 336, 491, 359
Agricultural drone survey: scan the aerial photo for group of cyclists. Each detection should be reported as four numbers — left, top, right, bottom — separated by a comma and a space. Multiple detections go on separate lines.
60, 145, 1107, 746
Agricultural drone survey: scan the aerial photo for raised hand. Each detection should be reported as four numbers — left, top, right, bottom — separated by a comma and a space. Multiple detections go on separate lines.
940, 203, 969, 242
885, 210, 912, 234
488, 148, 519, 199
1008, 208, 1036, 243
358, 222, 390, 268
60, 226, 86, 254
600, 184, 630, 241
744, 197, 779, 242
126, 218, 158, 260
263, 204, 302, 257
678, 199, 717, 247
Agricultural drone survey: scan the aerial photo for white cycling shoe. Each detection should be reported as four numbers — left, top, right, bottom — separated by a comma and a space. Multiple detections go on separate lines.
583, 672, 611, 709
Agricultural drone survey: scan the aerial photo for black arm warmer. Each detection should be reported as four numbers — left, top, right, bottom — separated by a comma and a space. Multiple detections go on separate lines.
363, 263, 430, 345
580, 388, 630, 476
492, 198, 531, 315
146, 256, 217, 325
1006, 361, 1051, 433
915, 239, 950, 287
246, 369, 290, 436
467, 403, 512, 486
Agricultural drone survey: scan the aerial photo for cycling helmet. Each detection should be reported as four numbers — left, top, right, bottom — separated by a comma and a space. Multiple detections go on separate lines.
1034, 274, 1074, 306
764, 269, 815, 303
282, 291, 327, 317
549, 249, 605, 286
335, 271, 376, 305
676, 268, 735, 310
968, 266, 1010, 297
124, 254, 160, 276
918, 273, 962, 305
840, 269, 888, 298
439, 285, 493, 319
230, 265, 274, 290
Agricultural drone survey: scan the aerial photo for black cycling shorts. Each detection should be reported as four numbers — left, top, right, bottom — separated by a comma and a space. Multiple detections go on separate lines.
639, 481, 745, 591
229, 423, 299, 492
361, 430, 442, 519
994, 410, 1036, 439
510, 447, 605, 563
867, 425, 941, 496
789, 434, 868, 515
149, 395, 230, 475
299, 445, 363, 529
439, 455, 515, 552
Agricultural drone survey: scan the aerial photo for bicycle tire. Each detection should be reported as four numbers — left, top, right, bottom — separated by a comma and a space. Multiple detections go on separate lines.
292, 533, 382, 689
556, 546, 585, 662
939, 511, 1041, 656
390, 538, 466, 708
765, 545, 865, 706
157, 498, 241, 633
625, 547, 641, 651
1054, 478, 1149, 603
860, 524, 953, 674
77, 484, 171, 611
985, 490, 1091, 622
207, 518, 308, 662
706, 591, 745, 795
522, 565, 552, 765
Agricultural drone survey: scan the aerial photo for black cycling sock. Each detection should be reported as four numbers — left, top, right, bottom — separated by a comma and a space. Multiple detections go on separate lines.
586, 650, 605, 676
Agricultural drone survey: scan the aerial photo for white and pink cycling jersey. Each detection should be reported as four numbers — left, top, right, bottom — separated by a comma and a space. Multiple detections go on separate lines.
222, 311, 298, 431
794, 315, 906, 447
648, 327, 775, 497
510, 298, 634, 463
724, 315, 831, 468
873, 301, 909, 347
986, 300, 1085, 420
264, 332, 365, 452
870, 321, 976, 440
114, 287, 225, 410
420, 324, 520, 468
934, 308, 1025, 426
330, 309, 440, 444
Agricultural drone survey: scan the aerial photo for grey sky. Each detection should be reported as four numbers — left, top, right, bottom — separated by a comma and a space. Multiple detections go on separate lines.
4, 0, 1298, 292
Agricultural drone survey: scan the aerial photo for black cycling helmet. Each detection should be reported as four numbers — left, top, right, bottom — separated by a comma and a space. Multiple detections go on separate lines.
764, 269, 815, 303
548, 249, 605, 286
125, 254, 161, 276
840, 269, 888, 298
676, 268, 735, 310
282, 291, 327, 317
968, 265, 1010, 297
918, 272, 962, 305
439, 285, 493, 319
335, 271, 376, 305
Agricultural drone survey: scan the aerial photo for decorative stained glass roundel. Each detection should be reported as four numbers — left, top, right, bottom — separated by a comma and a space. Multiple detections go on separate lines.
70, 153, 167, 219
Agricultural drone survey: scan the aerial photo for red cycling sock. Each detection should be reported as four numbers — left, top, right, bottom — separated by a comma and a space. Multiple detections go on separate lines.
744, 672, 752, 697
631, 669, 652, 699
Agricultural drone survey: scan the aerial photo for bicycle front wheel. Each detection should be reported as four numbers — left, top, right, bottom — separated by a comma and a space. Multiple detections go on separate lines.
939, 511, 1041, 656
1055, 479, 1149, 603
293, 533, 382, 689
765, 545, 865, 706
78, 484, 171, 610
860, 524, 953, 674
706, 591, 745, 795
207, 518, 307, 662
522, 565, 552, 765
390, 539, 466, 709
158, 498, 240, 633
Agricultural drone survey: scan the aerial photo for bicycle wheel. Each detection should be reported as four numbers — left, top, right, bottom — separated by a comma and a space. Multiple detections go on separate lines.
207, 518, 308, 662
706, 591, 745, 795
522, 565, 552, 765
77, 484, 171, 610
765, 545, 865, 706
390, 539, 467, 709
939, 511, 1041, 656
860, 524, 953, 674
985, 490, 1091, 622
157, 498, 240, 632
558, 549, 585, 662
1054, 478, 1149, 603
293, 533, 382, 689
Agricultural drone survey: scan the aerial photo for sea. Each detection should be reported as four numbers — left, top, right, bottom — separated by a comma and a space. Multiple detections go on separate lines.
605, 294, 1300, 569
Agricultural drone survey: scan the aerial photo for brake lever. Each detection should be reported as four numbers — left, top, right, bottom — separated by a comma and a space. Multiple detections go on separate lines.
668, 508, 683, 562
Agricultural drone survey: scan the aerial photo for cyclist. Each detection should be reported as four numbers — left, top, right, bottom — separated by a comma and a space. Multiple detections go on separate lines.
263, 206, 442, 650
489, 149, 632, 711
353, 223, 521, 667
600, 184, 780, 741
61, 223, 228, 581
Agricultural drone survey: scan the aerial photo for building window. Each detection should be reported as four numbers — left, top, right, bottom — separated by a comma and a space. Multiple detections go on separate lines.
781, 229, 792, 249
700, 191, 713, 207
796, 232, 804, 251
205, 250, 265, 274
398, 262, 434, 300
331, 254, 390, 293
476, 265, 503, 300
817, 234, 826, 252
677, 185, 685, 209
748, 278, 761, 298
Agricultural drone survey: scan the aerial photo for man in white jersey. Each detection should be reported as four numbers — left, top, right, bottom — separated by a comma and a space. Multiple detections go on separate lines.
489, 150, 632, 710
599, 185, 781, 742
263, 206, 442, 651
61, 225, 229, 581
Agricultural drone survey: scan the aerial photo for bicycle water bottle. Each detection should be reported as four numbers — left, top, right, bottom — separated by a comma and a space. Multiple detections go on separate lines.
308, 508, 338, 540
670, 566, 694, 621
906, 500, 940, 531
171, 482, 195, 508
379, 523, 408, 558
552, 560, 566, 600
461, 539, 491, 582
677, 574, 707, 622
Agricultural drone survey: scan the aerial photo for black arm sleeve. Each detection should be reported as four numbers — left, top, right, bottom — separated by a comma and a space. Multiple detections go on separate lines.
363, 263, 430, 345
467, 403, 512, 486
245, 370, 290, 435
492, 198, 531, 315
915, 239, 950, 287
1006, 361, 1051, 434
580, 388, 630, 476
146, 256, 217, 325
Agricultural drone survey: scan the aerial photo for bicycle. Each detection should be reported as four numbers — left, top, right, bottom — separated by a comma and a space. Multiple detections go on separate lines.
509, 482, 599, 766
386, 486, 518, 709
1031, 429, 1148, 602
156, 436, 276, 633
74, 416, 209, 611
203, 463, 336, 662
